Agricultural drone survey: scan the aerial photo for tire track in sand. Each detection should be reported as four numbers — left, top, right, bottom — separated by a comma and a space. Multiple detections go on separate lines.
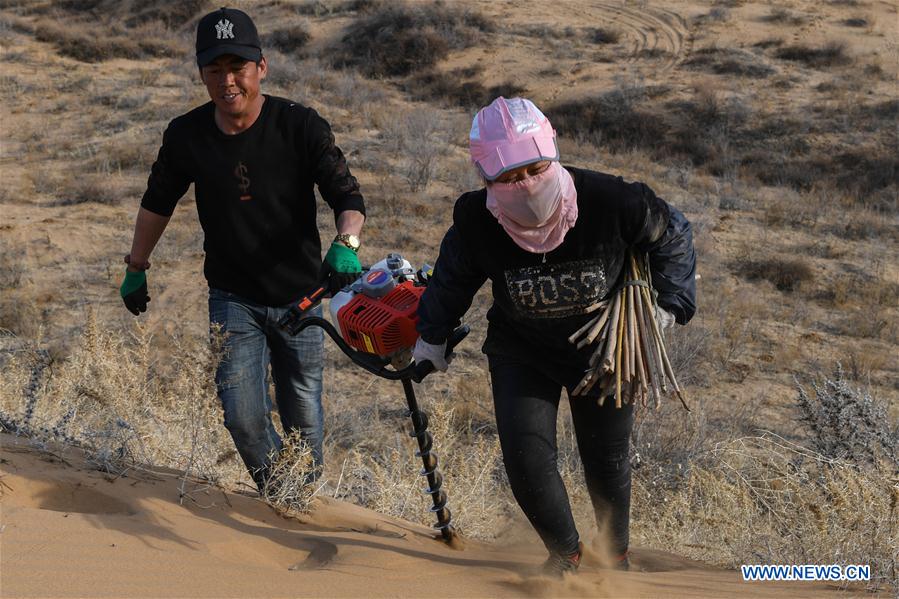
588, 2, 690, 71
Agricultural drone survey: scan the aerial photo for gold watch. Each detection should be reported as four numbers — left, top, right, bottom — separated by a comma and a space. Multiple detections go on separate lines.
334, 233, 361, 252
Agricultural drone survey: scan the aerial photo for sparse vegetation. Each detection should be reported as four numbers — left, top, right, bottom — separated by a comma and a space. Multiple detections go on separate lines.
263, 24, 311, 56
587, 26, 621, 44
331, 3, 493, 77
405, 67, 526, 110
797, 365, 898, 468
733, 255, 815, 292
684, 47, 775, 78
842, 17, 869, 27
775, 41, 852, 68
550, 77, 897, 209
34, 21, 180, 62
760, 7, 808, 25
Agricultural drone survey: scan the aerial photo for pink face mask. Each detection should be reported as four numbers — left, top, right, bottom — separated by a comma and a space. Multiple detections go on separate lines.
486, 162, 578, 253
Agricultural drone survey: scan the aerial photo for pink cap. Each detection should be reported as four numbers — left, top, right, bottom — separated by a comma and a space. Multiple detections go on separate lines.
469, 97, 560, 181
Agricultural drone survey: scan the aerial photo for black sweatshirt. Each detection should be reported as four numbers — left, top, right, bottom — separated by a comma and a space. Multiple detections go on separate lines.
417, 166, 696, 387
141, 95, 365, 306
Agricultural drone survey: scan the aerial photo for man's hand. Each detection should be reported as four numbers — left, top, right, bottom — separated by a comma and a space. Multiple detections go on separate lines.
320, 242, 361, 295
120, 270, 150, 315
412, 337, 450, 373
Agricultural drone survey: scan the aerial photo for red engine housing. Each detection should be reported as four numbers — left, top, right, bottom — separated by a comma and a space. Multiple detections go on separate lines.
336, 281, 425, 357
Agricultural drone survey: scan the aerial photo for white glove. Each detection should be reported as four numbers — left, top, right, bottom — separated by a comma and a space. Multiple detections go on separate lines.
413, 337, 449, 372
655, 306, 676, 330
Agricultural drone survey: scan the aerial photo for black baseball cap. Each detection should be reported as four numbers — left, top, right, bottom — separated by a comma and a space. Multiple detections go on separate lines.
196, 7, 262, 67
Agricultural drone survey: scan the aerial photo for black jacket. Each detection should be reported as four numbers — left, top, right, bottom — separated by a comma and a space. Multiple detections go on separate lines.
141, 95, 365, 306
417, 166, 696, 386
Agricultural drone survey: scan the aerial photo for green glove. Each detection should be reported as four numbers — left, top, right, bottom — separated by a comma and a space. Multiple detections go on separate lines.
120, 270, 150, 315
320, 242, 361, 294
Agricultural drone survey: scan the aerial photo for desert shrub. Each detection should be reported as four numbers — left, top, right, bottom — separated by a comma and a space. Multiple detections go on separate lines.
775, 42, 852, 68
377, 107, 449, 191
291, 0, 384, 16
0, 292, 42, 340
90, 136, 155, 174
261, 430, 317, 514
550, 79, 669, 152
405, 68, 527, 110
0, 12, 33, 35
734, 256, 814, 292
828, 208, 898, 241
56, 175, 120, 206
331, 3, 494, 77
587, 27, 621, 44
797, 365, 898, 469
695, 7, 731, 23
123, 0, 210, 29
34, 21, 178, 62
842, 17, 868, 27
0, 240, 24, 290
760, 7, 808, 25
683, 47, 775, 78
35, 23, 135, 61
753, 38, 783, 49
263, 24, 310, 56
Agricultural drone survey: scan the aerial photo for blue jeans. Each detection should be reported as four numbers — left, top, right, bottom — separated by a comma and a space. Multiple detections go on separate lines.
209, 288, 324, 490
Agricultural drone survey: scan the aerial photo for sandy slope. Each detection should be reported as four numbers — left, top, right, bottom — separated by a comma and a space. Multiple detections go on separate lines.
0, 435, 870, 599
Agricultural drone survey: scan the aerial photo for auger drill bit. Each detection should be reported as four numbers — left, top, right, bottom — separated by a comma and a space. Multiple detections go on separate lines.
403, 379, 454, 540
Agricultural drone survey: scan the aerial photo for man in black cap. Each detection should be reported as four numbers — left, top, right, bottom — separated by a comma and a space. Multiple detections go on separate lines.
120, 7, 366, 491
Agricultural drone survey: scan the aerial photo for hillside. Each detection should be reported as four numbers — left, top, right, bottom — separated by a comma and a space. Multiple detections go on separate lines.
1, 0, 897, 595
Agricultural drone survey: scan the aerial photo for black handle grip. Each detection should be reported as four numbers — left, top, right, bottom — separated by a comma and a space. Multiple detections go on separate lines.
411, 325, 470, 383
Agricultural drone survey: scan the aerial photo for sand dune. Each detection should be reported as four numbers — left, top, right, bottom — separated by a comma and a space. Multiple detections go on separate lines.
1, 435, 870, 599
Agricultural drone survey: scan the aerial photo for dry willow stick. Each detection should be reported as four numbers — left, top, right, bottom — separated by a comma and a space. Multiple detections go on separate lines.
569, 253, 690, 411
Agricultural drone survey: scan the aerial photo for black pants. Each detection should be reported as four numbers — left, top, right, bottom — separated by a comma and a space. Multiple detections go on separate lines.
489, 356, 634, 557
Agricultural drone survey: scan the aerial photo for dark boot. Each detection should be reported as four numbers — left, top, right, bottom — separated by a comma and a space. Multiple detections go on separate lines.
542, 544, 582, 577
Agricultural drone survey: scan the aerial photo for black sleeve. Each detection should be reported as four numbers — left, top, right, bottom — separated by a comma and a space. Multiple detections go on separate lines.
416, 201, 488, 344
619, 182, 696, 324
305, 109, 365, 221
639, 204, 697, 325
140, 123, 192, 217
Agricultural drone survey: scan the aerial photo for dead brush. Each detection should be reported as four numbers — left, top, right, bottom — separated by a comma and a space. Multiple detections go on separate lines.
0, 309, 241, 484
796, 365, 899, 471
260, 430, 317, 516
633, 432, 898, 591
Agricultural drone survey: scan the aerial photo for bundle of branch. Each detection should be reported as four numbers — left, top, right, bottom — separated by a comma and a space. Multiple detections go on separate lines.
569, 253, 689, 411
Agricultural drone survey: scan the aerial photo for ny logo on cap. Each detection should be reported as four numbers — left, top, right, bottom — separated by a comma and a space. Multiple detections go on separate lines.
215, 19, 234, 40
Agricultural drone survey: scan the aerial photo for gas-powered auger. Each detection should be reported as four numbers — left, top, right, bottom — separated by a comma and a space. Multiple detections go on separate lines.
278, 253, 468, 543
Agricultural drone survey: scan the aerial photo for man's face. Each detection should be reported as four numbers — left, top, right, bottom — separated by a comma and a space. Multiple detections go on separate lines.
200, 54, 267, 117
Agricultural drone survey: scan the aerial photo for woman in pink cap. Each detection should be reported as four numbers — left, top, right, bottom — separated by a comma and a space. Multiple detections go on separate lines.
413, 97, 696, 575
